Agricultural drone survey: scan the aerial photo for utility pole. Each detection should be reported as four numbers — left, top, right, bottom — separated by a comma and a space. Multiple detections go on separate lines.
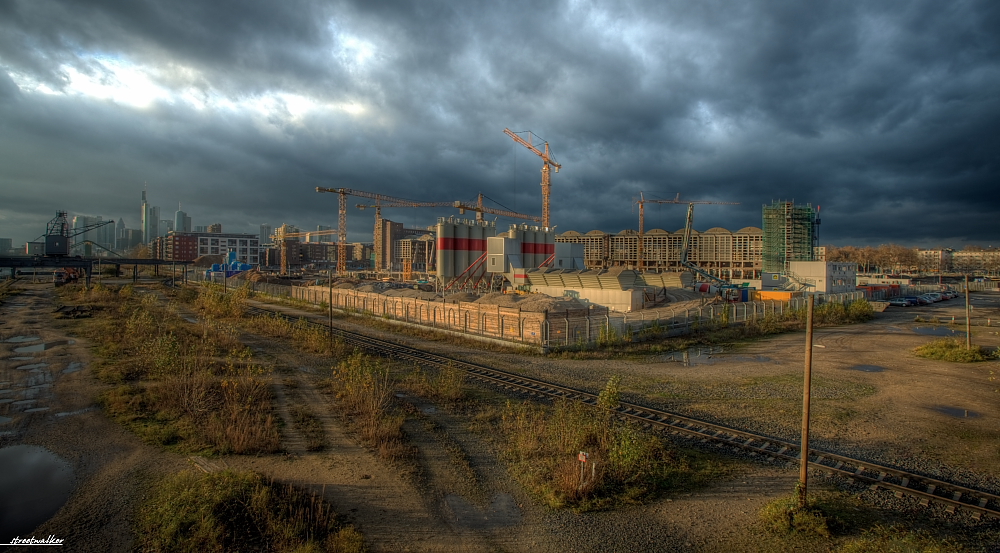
329, 268, 334, 352
329, 269, 333, 355
965, 274, 972, 350
798, 294, 815, 509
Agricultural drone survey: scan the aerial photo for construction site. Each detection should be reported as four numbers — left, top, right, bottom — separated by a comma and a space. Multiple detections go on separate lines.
239, 130, 834, 328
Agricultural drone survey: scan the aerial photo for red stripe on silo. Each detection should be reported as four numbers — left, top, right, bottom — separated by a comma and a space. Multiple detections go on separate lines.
468, 239, 487, 251
437, 237, 456, 250
455, 238, 469, 250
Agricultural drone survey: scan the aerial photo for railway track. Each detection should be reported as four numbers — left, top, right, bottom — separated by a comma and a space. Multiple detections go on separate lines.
245, 304, 1000, 520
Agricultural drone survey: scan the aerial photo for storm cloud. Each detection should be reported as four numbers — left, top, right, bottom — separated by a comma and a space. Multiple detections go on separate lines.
1, 0, 998, 247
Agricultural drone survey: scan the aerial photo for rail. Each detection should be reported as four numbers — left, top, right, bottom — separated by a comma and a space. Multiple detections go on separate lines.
242, 302, 1000, 520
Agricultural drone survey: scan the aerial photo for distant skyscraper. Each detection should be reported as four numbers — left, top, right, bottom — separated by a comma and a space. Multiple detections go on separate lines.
260, 224, 273, 244
160, 220, 174, 237
0, 238, 11, 254
194, 225, 207, 233
141, 190, 149, 244
207, 223, 222, 233
116, 218, 126, 250
174, 210, 191, 233
147, 206, 160, 243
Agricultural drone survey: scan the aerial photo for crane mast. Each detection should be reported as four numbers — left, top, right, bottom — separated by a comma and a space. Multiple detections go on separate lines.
504, 128, 561, 228
317, 187, 444, 275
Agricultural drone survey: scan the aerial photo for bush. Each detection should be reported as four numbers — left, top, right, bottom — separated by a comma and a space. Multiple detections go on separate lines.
759, 496, 831, 538
914, 339, 994, 362
140, 469, 364, 553
499, 395, 720, 510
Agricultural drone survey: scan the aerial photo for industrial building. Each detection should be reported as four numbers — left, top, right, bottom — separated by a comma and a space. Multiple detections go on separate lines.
152, 231, 260, 263
555, 226, 763, 279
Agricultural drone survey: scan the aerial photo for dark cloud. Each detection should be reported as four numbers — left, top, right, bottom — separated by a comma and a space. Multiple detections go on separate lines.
1, 0, 998, 249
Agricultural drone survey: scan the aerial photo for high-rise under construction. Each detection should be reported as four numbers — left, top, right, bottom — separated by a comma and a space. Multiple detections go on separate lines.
762, 201, 818, 273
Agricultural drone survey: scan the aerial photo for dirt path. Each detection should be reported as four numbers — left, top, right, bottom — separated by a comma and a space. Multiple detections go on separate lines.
0, 284, 189, 551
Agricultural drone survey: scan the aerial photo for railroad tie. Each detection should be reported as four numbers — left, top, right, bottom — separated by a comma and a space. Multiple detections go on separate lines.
919, 498, 930, 506
814, 455, 825, 464
833, 461, 843, 470
927, 484, 936, 495
877, 472, 886, 481
855, 465, 866, 476
776, 446, 788, 456
979, 498, 988, 508
952, 491, 962, 502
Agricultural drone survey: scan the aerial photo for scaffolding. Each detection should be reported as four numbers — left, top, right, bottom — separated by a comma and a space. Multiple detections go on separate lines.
762, 201, 817, 273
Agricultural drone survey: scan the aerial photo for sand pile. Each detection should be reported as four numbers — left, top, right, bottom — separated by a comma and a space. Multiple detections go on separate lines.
474, 292, 586, 312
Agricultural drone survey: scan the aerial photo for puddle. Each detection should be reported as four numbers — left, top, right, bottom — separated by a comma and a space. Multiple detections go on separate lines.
421, 406, 437, 414
2, 336, 40, 343
912, 327, 966, 337
0, 445, 74, 541
848, 365, 886, 373
661, 346, 725, 365
661, 347, 772, 366
12, 400, 35, 406
55, 408, 94, 418
8, 357, 34, 361
0, 399, 12, 404
932, 406, 981, 418
15, 363, 49, 371
0, 416, 11, 424
14, 340, 75, 353
184, 317, 198, 324
24, 407, 49, 413
62, 362, 84, 374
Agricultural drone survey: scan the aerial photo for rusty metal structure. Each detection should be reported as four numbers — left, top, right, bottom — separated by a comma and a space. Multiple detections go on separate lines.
504, 128, 561, 228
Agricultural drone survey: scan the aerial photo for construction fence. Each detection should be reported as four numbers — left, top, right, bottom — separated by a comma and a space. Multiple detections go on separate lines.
214, 275, 872, 349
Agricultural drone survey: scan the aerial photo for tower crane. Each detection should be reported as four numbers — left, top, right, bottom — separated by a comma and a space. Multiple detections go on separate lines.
504, 128, 561, 228
634, 193, 739, 271
273, 225, 340, 276
316, 187, 453, 275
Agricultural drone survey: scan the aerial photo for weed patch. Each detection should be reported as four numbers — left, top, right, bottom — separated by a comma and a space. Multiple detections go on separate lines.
498, 377, 730, 510
914, 339, 995, 362
139, 469, 364, 553
329, 354, 412, 464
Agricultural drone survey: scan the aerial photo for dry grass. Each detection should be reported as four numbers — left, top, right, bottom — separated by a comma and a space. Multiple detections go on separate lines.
914, 338, 995, 362
329, 353, 412, 463
401, 363, 467, 403
498, 380, 730, 510
140, 469, 364, 553
73, 285, 280, 454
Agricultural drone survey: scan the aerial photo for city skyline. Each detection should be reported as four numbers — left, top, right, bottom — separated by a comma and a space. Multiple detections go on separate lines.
1, 1, 997, 250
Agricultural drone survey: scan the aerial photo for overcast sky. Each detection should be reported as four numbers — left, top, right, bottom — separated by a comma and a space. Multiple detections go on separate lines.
1, 0, 997, 249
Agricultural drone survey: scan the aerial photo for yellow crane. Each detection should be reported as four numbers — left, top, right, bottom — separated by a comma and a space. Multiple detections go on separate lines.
634, 193, 739, 271
504, 128, 561, 228
274, 225, 339, 275
316, 187, 451, 275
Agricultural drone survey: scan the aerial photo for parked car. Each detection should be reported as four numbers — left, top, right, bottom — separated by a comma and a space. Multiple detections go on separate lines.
903, 296, 929, 305
923, 292, 944, 302
888, 298, 912, 307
